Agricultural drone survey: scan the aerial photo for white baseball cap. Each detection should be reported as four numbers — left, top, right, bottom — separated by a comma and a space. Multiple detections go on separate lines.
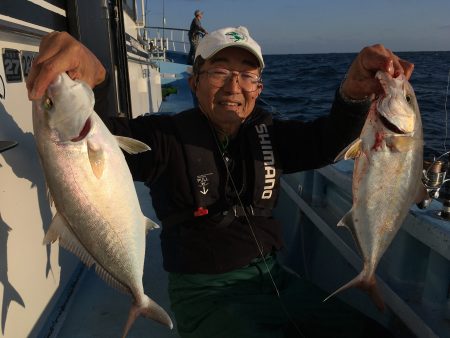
195, 26, 265, 69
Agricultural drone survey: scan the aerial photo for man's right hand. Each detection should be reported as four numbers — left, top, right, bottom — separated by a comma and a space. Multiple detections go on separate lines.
27, 31, 106, 100
340, 44, 414, 101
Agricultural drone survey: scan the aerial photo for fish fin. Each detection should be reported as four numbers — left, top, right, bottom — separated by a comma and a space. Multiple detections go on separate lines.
45, 184, 54, 207
368, 282, 385, 312
324, 271, 385, 312
122, 294, 173, 338
94, 264, 130, 294
145, 217, 160, 234
337, 211, 353, 228
87, 140, 105, 179
45, 214, 131, 294
43, 213, 96, 268
46, 215, 131, 294
337, 211, 364, 257
115, 136, 151, 154
47, 190, 54, 207
388, 135, 416, 152
43, 213, 67, 244
334, 139, 362, 162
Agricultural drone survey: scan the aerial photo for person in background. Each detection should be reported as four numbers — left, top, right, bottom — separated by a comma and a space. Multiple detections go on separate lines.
187, 9, 208, 65
27, 26, 413, 338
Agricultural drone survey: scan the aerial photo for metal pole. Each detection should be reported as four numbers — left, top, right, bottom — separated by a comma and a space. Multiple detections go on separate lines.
162, 0, 165, 43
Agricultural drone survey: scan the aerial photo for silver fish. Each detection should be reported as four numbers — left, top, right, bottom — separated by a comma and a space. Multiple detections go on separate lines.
327, 71, 424, 310
32, 73, 173, 336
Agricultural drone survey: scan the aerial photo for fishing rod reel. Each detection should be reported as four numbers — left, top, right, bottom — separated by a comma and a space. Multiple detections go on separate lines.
418, 151, 450, 220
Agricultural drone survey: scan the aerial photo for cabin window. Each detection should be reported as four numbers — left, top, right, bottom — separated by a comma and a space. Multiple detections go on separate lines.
122, 0, 136, 21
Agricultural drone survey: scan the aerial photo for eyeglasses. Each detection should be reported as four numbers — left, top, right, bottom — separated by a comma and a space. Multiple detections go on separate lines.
199, 68, 261, 92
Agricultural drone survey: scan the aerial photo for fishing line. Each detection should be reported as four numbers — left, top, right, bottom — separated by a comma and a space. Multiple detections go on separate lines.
444, 69, 450, 152
423, 150, 450, 190
203, 110, 306, 338
203, 115, 280, 295
421, 70, 450, 196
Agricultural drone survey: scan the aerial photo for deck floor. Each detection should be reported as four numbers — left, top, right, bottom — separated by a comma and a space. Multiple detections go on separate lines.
56, 182, 179, 338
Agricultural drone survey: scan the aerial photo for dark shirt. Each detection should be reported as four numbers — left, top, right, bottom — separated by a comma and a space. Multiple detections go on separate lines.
102, 92, 370, 273
188, 17, 206, 39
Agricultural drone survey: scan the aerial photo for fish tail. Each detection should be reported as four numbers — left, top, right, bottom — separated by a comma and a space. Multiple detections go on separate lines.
121, 294, 173, 338
322, 277, 359, 304
323, 272, 385, 311
366, 280, 385, 312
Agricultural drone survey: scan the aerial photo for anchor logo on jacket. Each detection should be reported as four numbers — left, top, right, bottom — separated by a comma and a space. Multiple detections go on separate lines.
197, 173, 213, 195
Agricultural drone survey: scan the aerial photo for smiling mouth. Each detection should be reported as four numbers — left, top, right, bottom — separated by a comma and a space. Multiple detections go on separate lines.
219, 101, 241, 107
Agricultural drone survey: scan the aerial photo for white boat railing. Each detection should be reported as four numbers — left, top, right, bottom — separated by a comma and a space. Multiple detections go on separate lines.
144, 26, 189, 57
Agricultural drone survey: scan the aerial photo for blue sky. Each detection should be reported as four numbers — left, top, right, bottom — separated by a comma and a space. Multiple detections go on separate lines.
144, 0, 450, 54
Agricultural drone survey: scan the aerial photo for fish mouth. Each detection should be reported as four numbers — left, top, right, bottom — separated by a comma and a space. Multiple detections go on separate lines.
378, 113, 405, 134
70, 117, 92, 142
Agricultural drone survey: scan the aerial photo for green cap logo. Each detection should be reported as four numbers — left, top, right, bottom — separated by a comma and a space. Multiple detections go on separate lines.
225, 31, 247, 43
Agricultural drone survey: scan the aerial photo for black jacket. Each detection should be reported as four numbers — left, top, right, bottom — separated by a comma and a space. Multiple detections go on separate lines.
188, 17, 206, 40
104, 91, 369, 273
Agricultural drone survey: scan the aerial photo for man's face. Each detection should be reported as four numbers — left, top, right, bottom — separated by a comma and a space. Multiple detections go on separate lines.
190, 47, 263, 135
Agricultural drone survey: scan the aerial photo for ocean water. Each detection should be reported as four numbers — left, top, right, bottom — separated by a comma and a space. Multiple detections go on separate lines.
261, 51, 450, 160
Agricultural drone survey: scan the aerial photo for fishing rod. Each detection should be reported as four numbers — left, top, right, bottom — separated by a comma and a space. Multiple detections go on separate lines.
419, 69, 450, 220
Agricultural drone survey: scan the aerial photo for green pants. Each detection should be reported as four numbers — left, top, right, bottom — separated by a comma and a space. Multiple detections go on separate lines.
168, 255, 392, 338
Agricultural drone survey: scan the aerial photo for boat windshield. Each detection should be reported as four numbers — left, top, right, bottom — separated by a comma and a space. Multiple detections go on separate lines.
122, 0, 136, 20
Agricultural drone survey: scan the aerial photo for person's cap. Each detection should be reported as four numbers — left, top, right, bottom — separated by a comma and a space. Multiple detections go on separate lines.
195, 26, 265, 69
194, 9, 203, 16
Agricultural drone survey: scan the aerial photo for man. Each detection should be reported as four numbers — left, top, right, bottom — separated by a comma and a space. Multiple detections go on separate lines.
27, 26, 413, 338
187, 9, 208, 65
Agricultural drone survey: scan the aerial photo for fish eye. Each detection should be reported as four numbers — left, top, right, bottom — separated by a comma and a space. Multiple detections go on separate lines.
43, 97, 53, 110
405, 94, 411, 103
